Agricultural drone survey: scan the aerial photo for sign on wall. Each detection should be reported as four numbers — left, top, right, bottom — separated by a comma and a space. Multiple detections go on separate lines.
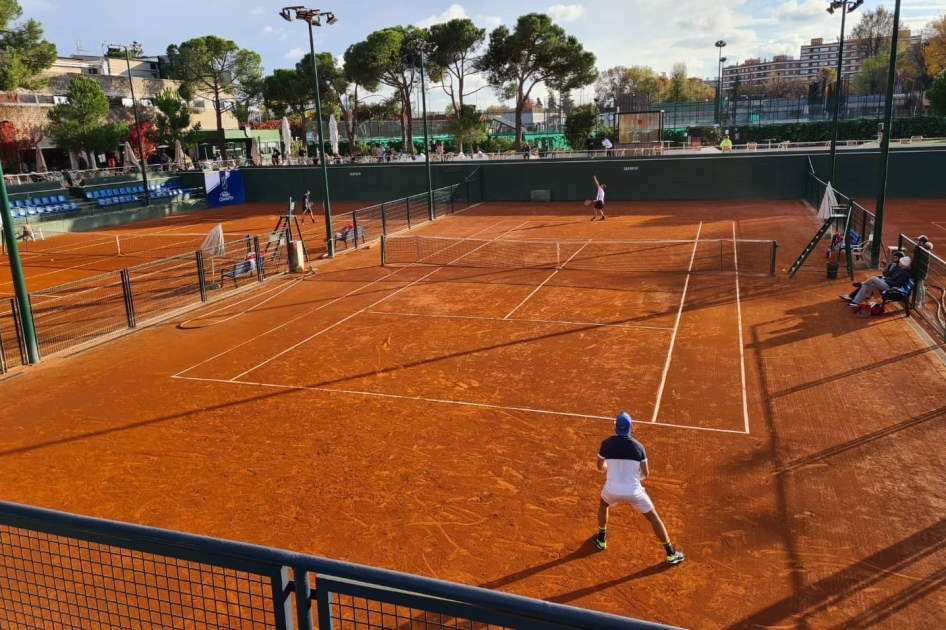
205, 170, 246, 208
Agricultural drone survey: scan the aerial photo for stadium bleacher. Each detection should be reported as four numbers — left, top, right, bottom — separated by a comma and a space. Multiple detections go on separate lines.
9, 180, 192, 217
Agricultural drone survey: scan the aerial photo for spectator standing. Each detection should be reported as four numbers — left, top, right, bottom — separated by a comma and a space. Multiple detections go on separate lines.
586, 137, 596, 157
601, 137, 613, 157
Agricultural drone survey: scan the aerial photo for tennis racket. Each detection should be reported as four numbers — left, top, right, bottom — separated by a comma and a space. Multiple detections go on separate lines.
583, 200, 593, 206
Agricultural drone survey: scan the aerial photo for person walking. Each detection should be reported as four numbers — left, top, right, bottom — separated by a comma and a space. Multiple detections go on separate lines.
301, 189, 316, 224
912, 235, 933, 309
595, 412, 685, 565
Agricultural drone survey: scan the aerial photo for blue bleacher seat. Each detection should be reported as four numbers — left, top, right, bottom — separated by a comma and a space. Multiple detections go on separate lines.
57, 194, 67, 203
98, 199, 109, 207
86, 190, 95, 200
27, 207, 36, 215
16, 208, 26, 217
135, 185, 144, 193
40, 196, 50, 204
36, 206, 46, 214
14, 199, 24, 208
24, 198, 35, 206
69, 201, 79, 211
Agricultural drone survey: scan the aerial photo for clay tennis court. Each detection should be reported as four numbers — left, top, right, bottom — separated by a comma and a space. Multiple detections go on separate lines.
1, 199, 944, 629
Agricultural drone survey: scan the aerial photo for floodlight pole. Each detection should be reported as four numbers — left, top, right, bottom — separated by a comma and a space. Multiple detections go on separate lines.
0, 164, 39, 364
283, 6, 338, 257
871, 0, 901, 269
416, 43, 436, 222
827, 2, 857, 185
715, 40, 726, 126
113, 43, 150, 204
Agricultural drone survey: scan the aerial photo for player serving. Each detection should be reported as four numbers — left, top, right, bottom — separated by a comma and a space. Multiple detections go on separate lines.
589, 175, 606, 221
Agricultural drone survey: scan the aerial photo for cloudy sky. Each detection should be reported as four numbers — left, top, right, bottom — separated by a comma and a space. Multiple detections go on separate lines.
21, 0, 942, 109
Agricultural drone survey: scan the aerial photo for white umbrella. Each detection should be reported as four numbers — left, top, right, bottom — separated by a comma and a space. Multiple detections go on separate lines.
818, 182, 838, 221
80, 150, 93, 169
281, 116, 291, 158
123, 141, 140, 168
174, 139, 186, 170
34, 146, 47, 173
68, 151, 78, 170
329, 114, 339, 156
251, 136, 261, 165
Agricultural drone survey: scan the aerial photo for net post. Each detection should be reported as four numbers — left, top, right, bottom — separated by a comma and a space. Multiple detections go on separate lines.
380, 235, 387, 266
196, 250, 208, 302
381, 202, 387, 235
254, 236, 263, 282
406, 196, 412, 230
120, 269, 136, 329
450, 185, 456, 214
351, 209, 359, 246
0, 320, 6, 373
770, 241, 779, 275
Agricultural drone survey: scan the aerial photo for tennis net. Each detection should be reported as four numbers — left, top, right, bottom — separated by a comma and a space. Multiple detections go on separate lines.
9, 230, 251, 260
382, 235, 777, 275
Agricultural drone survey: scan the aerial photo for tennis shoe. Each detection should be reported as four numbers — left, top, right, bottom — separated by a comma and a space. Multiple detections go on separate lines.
666, 551, 685, 565
590, 217, 596, 221
847, 303, 860, 308
839, 294, 852, 301
594, 532, 607, 550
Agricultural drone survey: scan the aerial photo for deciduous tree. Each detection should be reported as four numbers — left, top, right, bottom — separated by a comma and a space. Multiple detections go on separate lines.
924, 13, 946, 77
928, 70, 946, 115
477, 13, 596, 149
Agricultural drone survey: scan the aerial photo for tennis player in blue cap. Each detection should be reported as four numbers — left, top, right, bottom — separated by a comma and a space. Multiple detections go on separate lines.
595, 411, 685, 564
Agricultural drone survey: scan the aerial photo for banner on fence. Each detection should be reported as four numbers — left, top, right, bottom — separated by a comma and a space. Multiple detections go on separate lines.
205, 170, 245, 208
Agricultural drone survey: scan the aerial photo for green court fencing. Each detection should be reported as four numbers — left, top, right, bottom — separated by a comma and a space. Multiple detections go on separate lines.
1, 230, 292, 366
0, 500, 676, 630
898, 234, 946, 342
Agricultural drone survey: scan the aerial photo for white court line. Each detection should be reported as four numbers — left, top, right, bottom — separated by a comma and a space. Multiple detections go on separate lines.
174, 220, 516, 378
733, 221, 750, 435
932, 222, 946, 232
367, 310, 674, 331
229, 220, 531, 381
172, 374, 750, 435
503, 240, 591, 320
651, 221, 703, 423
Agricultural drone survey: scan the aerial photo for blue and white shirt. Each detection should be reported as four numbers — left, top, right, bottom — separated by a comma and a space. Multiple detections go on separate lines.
599, 436, 647, 494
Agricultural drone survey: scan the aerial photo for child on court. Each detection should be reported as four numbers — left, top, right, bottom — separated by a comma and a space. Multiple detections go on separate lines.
595, 411, 685, 565
590, 175, 606, 221
301, 189, 316, 224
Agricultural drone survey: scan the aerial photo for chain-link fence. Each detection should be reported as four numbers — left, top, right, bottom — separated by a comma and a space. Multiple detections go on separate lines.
899, 234, 946, 341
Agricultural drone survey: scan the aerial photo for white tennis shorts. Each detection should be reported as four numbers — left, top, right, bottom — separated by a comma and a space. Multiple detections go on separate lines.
601, 487, 654, 513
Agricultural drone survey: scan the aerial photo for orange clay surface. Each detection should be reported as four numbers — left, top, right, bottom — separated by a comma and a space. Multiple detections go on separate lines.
1, 199, 945, 629
0, 201, 369, 296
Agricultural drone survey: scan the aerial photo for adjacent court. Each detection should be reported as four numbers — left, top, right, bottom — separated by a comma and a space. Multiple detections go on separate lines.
1, 199, 944, 629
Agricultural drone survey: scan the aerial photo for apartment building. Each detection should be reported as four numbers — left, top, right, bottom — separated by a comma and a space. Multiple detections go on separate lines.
48, 54, 163, 80
720, 33, 922, 90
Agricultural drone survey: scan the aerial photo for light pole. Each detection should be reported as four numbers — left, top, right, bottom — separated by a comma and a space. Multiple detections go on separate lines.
826, 0, 863, 184
715, 40, 726, 126
281, 6, 338, 257
413, 40, 437, 222
872, 0, 901, 269
108, 41, 150, 205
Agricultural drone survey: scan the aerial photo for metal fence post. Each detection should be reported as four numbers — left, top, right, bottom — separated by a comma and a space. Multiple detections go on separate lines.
120, 269, 136, 329
10, 298, 27, 365
351, 209, 359, 245
406, 196, 412, 230
0, 319, 7, 374
771, 241, 779, 276
293, 568, 314, 630
314, 578, 335, 630
270, 566, 295, 630
196, 250, 208, 302
380, 202, 387, 236
254, 236, 263, 282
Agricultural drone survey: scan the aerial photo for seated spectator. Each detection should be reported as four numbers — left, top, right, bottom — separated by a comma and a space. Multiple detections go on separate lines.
846, 256, 911, 307
841, 250, 904, 302
271, 148, 281, 166
720, 134, 733, 153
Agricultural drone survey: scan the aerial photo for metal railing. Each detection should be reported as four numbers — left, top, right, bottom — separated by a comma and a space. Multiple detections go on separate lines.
805, 170, 885, 265
0, 500, 675, 629
898, 234, 946, 342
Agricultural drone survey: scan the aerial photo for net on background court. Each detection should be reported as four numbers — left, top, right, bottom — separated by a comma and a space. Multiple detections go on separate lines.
382, 235, 777, 274
9, 228, 249, 260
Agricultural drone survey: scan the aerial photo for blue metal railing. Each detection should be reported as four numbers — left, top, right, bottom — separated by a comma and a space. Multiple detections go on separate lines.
0, 500, 677, 629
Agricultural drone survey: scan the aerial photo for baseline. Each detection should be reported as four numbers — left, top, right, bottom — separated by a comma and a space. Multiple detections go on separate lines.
366, 310, 674, 331
171, 374, 750, 435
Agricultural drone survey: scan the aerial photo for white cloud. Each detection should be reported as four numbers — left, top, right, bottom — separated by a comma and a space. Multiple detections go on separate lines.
284, 47, 306, 61
776, 0, 831, 24
414, 4, 469, 28
263, 25, 291, 40
546, 4, 586, 23
476, 14, 503, 30
251, 7, 265, 16
263, 26, 275, 34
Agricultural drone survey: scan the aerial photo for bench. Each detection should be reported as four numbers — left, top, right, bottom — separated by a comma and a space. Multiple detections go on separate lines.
881, 279, 915, 317
220, 258, 261, 287
334, 225, 365, 249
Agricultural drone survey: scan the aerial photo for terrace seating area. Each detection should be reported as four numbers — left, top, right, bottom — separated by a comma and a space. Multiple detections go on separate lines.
86, 180, 191, 208
11, 194, 81, 217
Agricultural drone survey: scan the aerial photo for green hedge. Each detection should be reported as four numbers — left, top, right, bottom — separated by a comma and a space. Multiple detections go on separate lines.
733, 116, 946, 143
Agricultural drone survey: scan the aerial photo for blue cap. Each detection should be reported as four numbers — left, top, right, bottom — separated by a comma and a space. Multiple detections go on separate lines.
615, 412, 632, 437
